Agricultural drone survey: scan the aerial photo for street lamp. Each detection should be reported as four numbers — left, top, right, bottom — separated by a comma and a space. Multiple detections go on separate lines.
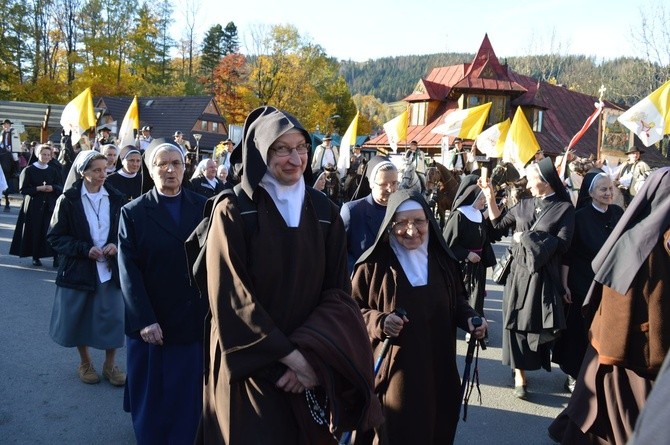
193, 133, 202, 160
325, 114, 340, 134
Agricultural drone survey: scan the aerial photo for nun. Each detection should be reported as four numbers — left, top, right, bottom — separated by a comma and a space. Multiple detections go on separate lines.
105, 146, 143, 202
196, 106, 381, 444
189, 158, 225, 198
10, 143, 63, 266
551, 171, 623, 391
351, 189, 486, 445
118, 138, 208, 444
549, 167, 670, 444
442, 174, 497, 329
340, 156, 399, 273
480, 157, 575, 398
47, 150, 126, 386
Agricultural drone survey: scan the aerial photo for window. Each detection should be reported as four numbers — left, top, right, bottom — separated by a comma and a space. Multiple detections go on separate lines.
201, 121, 207, 131
212, 122, 219, 132
523, 108, 543, 132
410, 102, 428, 126
465, 94, 508, 126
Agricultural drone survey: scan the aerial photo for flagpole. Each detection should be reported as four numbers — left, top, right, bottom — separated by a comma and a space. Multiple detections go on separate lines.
596, 85, 606, 162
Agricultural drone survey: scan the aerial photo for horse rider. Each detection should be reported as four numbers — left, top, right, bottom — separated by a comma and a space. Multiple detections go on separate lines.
403, 140, 427, 191
311, 134, 339, 176
445, 137, 467, 175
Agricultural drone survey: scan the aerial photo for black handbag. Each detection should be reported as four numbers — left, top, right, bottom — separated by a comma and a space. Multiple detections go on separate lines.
492, 248, 513, 284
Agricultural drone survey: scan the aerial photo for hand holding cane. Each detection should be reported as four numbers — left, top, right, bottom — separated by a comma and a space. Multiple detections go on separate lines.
460, 316, 485, 421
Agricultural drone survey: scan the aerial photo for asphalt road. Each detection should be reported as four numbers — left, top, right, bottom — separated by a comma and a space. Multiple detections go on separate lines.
0, 198, 569, 444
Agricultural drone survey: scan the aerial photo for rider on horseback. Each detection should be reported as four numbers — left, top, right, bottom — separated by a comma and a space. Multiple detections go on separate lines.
403, 140, 427, 191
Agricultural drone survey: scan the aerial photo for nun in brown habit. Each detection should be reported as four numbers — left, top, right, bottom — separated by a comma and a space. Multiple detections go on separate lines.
548, 167, 670, 445
196, 106, 382, 444
351, 189, 486, 445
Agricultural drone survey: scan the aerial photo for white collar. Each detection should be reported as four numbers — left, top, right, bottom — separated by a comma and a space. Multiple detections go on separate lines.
33, 162, 49, 169
390, 233, 429, 287
117, 169, 137, 178
81, 183, 109, 198
457, 205, 483, 223
259, 173, 305, 227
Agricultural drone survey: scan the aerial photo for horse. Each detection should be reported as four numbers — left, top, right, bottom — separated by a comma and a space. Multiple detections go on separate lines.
489, 162, 528, 209
425, 162, 461, 227
342, 159, 367, 203
322, 165, 342, 206
399, 159, 423, 194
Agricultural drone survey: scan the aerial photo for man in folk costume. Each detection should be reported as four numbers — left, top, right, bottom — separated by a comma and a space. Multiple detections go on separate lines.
311, 134, 339, 176
196, 106, 381, 444
403, 140, 427, 189
615, 146, 650, 206
138, 126, 153, 152
445, 138, 466, 174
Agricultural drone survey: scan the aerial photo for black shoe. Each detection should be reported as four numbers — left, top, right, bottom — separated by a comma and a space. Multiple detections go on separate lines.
32, 259, 42, 266
53, 257, 60, 268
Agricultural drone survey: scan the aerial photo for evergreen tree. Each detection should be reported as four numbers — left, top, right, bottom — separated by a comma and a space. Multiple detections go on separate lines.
222, 21, 239, 55
200, 24, 225, 76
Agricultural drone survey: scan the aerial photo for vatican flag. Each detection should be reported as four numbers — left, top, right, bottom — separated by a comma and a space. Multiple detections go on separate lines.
476, 118, 510, 158
618, 79, 670, 147
383, 110, 409, 153
432, 102, 492, 139
503, 107, 540, 171
60, 87, 97, 145
337, 112, 359, 177
118, 96, 140, 149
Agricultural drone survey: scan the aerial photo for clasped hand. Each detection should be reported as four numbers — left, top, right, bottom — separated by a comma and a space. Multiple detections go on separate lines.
276, 350, 319, 394
88, 243, 117, 261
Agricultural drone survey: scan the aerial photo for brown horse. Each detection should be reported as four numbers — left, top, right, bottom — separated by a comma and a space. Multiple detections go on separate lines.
425, 162, 461, 227
322, 165, 342, 205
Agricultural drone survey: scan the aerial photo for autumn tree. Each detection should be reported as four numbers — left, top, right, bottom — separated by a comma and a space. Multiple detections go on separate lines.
211, 53, 253, 124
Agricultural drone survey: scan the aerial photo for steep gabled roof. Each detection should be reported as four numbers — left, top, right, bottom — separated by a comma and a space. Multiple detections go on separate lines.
451, 34, 526, 94
402, 66, 464, 101
95, 96, 228, 149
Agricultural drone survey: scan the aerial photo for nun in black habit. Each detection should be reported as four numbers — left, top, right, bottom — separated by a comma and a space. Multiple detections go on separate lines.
10, 143, 63, 266
105, 146, 143, 202
480, 157, 575, 398
442, 174, 497, 324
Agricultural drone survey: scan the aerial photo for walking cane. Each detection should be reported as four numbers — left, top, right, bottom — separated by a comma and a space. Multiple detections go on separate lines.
460, 315, 485, 421
339, 307, 408, 445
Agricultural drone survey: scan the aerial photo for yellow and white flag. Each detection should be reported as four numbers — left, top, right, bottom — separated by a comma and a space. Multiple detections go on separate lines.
60, 87, 97, 145
337, 112, 359, 177
118, 96, 140, 149
503, 107, 540, 171
383, 110, 409, 153
476, 118, 510, 158
618, 79, 670, 147
432, 102, 492, 139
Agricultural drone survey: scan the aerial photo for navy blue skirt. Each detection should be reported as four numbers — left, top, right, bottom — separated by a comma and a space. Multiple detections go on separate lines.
124, 336, 203, 445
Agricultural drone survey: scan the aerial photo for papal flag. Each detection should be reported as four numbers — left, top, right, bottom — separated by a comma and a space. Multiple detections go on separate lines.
618, 79, 670, 147
475, 118, 510, 158
118, 96, 139, 149
337, 112, 359, 177
60, 87, 97, 145
432, 102, 492, 139
383, 110, 409, 153
503, 107, 540, 171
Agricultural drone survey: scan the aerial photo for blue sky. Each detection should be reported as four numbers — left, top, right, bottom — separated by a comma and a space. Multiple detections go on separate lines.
176, 0, 656, 62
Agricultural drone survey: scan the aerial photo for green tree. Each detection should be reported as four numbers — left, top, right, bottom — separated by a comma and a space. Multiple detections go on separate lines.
222, 21, 239, 55
200, 24, 225, 77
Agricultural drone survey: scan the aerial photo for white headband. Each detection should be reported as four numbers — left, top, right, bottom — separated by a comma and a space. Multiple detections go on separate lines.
396, 199, 423, 213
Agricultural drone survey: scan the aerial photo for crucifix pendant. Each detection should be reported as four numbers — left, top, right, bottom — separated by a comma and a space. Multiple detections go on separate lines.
535, 207, 542, 214
42, 181, 46, 186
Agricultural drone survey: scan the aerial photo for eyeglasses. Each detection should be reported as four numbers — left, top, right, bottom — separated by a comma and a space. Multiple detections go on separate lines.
392, 218, 429, 232
153, 160, 185, 171
270, 142, 311, 157
374, 181, 398, 190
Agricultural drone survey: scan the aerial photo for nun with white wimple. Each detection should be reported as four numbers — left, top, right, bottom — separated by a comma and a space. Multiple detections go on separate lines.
47, 150, 127, 386
351, 189, 487, 445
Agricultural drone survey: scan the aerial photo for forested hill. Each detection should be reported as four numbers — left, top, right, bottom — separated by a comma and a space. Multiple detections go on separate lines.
340, 53, 473, 103
340, 52, 669, 107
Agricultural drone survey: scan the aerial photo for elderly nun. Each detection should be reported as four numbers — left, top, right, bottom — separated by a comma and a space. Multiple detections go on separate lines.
47, 150, 126, 386
118, 138, 208, 444
352, 189, 486, 445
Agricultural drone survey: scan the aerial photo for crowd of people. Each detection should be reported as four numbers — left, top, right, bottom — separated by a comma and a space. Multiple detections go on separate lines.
1, 107, 668, 445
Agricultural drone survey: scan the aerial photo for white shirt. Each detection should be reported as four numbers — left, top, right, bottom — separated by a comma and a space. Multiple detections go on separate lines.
81, 185, 112, 283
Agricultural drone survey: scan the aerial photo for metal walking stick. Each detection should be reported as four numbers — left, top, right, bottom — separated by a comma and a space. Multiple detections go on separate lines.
460, 315, 486, 421
339, 307, 408, 445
